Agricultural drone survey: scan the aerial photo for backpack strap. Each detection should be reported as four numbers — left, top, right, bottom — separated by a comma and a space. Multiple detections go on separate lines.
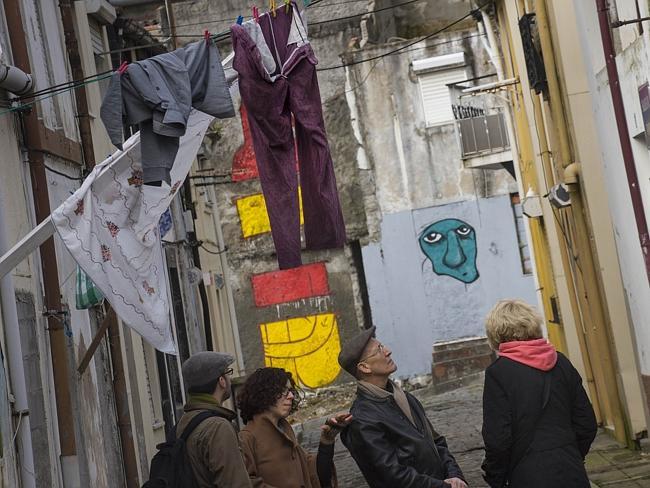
176, 410, 222, 443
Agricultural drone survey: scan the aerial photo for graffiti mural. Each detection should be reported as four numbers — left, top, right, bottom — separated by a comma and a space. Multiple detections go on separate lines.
260, 313, 341, 388
236, 188, 304, 238
419, 218, 479, 283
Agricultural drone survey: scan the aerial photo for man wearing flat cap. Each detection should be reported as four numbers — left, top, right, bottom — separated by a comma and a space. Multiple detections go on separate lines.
176, 351, 252, 487
339, 327, 467, 488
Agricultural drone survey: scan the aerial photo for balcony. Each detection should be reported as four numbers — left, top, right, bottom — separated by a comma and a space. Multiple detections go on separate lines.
455, 109, 513, 170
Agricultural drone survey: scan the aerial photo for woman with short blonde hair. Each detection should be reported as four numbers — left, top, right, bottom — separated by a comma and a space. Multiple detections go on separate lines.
485, 299, 543, 351
481, 299, 597, 488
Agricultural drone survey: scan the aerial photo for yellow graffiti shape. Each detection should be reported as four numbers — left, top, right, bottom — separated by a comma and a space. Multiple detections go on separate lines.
236, 188, 304, 238
260, 313, 341, 388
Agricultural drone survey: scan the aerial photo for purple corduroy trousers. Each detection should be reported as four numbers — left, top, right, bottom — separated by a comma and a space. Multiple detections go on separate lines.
231, 8, 346, 269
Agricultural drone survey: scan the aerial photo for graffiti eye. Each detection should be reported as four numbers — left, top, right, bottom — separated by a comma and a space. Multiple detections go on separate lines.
423, 232, 443, 244
456, 225, 472, 237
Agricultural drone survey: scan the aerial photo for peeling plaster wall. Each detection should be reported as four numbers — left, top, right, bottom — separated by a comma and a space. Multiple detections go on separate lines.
170, 0, 370, 387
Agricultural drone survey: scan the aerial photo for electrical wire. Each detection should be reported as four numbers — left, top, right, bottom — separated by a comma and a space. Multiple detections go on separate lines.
200, 243, 228, 255
317, 8, 477, 71
44, 164, 84, 181
0, 73, 113, 117
0, 6, 478, 117
146, 0, 426, 38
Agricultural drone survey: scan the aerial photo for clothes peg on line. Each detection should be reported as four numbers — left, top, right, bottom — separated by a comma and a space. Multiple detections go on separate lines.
237, 15, 244, 24
270, 0, 276, 17
252, 5, 259, 22
204, 30, 211, 45
285, 0, 291, 13
117, 61, 129, 74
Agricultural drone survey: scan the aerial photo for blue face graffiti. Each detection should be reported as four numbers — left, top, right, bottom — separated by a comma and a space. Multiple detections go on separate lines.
419, 218, 479, 284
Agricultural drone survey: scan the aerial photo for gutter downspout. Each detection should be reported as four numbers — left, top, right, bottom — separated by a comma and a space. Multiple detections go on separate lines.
0, 185, 35, 488
2, 0, 79, 472
535, 0, 629, 444
596, 0, 650, 285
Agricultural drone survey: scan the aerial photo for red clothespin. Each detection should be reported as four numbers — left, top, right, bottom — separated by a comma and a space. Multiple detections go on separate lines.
252, 5, 259, 22
204, 30, 211, 45
117, 61, 128, 74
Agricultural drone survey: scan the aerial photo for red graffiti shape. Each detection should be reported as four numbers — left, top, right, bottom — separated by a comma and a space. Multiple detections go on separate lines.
251, 262, 330, 307
232, 106, 259, 182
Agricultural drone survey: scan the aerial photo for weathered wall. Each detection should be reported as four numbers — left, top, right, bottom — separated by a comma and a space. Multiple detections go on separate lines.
169, 0, 371, 387
362, 195, 536, 377
349, 29, 517, 233
571, 0, 650, 425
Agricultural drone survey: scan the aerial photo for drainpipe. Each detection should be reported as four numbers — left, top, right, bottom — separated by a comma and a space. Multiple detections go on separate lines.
2, 0, 79, 473
596, 0, 650, 285
535, 0, 629, 444
0, 185, 35, 488
0, 63, 33, 95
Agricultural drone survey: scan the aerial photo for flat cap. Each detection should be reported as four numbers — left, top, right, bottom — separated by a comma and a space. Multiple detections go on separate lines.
182, 351, 234, 390
338, 326, 376, 377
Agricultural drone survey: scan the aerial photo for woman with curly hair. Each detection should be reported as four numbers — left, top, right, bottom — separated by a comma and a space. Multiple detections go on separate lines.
237, 367, 352, 488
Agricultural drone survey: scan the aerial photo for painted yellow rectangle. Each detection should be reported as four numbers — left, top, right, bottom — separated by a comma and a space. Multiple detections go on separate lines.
237, 188, 303, 238
259, 313, 341, 388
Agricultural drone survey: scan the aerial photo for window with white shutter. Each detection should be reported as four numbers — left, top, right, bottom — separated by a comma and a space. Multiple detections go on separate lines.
413, 53, 467, 127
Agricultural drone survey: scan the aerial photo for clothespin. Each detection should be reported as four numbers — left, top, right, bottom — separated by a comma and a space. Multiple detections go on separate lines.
285, 0, 291, 13
270, 0, 276, 17
117, 61, 128, 74
204, 30, 211, 45
236, 15, 244, 25
252, 5, 259, 22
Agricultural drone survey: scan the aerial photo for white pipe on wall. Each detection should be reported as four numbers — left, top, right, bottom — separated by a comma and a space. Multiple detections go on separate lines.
0, 183, 36, 487
0, 64, 33, 96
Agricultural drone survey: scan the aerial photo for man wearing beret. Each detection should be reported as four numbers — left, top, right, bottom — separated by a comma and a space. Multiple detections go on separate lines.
177, 351, 252, 487
339, 327, 467, 488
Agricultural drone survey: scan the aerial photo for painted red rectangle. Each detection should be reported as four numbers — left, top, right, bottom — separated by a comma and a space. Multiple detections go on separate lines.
252, 262, 329, 307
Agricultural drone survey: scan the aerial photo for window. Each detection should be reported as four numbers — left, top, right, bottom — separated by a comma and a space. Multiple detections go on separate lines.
413, 53, 467, 126
511, 193, 533, 275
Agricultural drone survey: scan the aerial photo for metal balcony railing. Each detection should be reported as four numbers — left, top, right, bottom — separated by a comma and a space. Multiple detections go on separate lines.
457, 111, 510, 158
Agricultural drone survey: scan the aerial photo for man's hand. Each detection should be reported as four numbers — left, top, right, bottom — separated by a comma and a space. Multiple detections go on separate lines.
444, 478, 468, 488
320, 412, 353, 445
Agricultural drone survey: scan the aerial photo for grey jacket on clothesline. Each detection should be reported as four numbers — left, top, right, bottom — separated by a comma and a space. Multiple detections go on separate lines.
100, 39, 234, 184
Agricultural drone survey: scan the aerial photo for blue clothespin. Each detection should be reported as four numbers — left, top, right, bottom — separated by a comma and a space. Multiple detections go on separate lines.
236, 15, 244, 25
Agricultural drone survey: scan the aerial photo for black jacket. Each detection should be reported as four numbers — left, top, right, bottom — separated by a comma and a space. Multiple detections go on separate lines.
341, 387, 464, 488
482, 353, 597, 488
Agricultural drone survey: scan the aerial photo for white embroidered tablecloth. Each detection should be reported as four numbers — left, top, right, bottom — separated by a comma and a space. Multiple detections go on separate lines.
52, 110, 213, 354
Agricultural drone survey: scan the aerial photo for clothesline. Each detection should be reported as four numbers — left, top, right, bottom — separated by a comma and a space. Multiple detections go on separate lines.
0, 7, 477, 118
146, 0, 428, 38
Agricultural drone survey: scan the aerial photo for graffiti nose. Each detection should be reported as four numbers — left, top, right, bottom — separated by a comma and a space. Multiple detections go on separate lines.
443, 232, 466, 268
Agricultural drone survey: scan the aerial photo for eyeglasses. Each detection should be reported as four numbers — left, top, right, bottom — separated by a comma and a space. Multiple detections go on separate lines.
280, 387, 296, 399
358, 343, 386, 365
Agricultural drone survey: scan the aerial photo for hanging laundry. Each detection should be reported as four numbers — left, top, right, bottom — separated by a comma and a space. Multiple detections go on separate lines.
231, 2, 346, 270
52, 110, 213, 354
100, 40, 234, 185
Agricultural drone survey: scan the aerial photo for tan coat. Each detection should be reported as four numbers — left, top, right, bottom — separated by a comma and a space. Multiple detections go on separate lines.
239, 415, 326, 488
177, 401, 252, 488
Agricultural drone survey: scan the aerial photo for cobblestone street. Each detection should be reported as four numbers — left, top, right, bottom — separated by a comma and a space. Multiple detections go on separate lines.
296, 378, 650, 487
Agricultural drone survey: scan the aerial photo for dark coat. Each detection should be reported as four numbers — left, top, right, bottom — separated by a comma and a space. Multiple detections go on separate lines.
341, 387, 464, 488
482, 352, 598, 488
